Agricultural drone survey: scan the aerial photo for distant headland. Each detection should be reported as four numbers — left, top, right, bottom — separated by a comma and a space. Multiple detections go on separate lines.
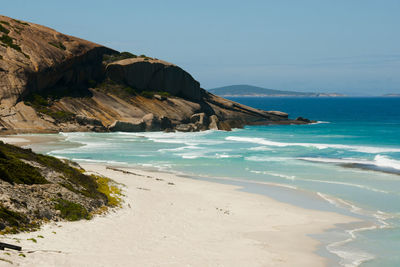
208, 85, 346, 97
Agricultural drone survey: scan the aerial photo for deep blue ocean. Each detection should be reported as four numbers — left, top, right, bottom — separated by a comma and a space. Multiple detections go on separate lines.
25, 97, 400, 267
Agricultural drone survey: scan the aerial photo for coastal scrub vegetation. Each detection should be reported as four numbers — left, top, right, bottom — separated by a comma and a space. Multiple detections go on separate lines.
0, 205, 39, 234
24, 93, 75, 122
103, 51, 137, 64
141, 91, 171, 99
95, 78, 138, 97
12, 19, 29, 26
0, 141, 123, 234
0, 141, 105, 200
0, 151, 48, 185
102, 52, 154, 64
0, 32, 29, 58
95, 78, 171, 100
48, 41, 66, 50
54, 199, 90, 221
92, 175, 123, 207
0, 21, 10, 26
0, 24, 10, 34
0, 34, 21, 52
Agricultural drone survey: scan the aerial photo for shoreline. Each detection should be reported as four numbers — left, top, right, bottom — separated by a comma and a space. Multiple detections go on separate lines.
1, 165, 358, 265
1, 135, 359, 266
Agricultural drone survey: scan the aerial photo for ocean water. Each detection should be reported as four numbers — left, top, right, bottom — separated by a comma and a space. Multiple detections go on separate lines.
26, 97, 400, 267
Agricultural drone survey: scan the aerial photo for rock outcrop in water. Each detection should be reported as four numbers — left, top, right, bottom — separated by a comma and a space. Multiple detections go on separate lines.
0, 15, 311, 134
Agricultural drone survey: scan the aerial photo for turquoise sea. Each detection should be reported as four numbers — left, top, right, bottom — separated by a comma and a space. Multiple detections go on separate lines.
26, 97, 400, 267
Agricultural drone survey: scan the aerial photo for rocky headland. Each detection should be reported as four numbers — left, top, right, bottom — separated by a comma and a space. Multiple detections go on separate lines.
0, 15, 311, 134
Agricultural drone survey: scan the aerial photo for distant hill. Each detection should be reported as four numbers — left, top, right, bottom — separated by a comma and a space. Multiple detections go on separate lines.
383, 93, 400, 97
208, 85, 345, 97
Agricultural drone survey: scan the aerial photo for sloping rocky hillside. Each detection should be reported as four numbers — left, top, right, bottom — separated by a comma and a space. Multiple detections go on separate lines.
0, 15, 310, 134
0, 141, 120, 233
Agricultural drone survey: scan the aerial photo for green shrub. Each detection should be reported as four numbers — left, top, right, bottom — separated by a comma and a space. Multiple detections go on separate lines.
0, 55, 3, 60
0, 154, 48, 185
30, 94, 49, 106
92, 175, 122, 207
120, 51, 137, 58
0, 21, 10, 26
0, 141, 106, 200
0, 34, 22, 52
54, 199, 90, 221
140, 91, 154, 98
123, 87, 136, 95
24, 94, 75, 122
0, 205, 29, 228
141, 91, 170, 98
157, 91, 171, 97
0, 34, 13, 46
49, 110, 75, 122
95, 78, 138, 97
103, 51, 137, 64
0, 24, 9, 34
12, 19, 29, 26
48, 41, 66, 50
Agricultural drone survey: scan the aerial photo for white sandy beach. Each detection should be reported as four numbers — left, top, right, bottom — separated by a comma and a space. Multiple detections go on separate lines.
0, 151, 357, 267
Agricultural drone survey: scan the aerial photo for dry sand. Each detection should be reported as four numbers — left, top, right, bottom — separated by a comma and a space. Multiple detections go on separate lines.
0, 158, 357, 267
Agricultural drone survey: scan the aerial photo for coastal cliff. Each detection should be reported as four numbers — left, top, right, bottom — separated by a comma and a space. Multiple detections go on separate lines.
0, 15, 309, 134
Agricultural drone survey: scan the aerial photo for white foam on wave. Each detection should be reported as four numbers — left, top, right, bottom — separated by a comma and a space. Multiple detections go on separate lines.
318, 193, 362, 214
311, 179, 388, 194
299, 155, 400, 172
158, 146, 202, 152
311, 121, 331, 124
245, 156, 289, 162
299, 157, 370, 165
326, 227, 376, 267
226, 136, 400, 153
177, 152, 242, 160
67, 158, 129, 165
316, 192, 390, 266
374, 155, 400, 170
248, 170, 296, 180
248, 146, 272, 151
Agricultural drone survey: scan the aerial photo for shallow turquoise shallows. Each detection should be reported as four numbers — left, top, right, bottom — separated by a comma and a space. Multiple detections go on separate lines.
26, 97, 400, 267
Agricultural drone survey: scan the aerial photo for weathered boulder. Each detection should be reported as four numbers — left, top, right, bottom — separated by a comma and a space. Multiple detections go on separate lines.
296, 117, 311, 123
268, 111, 289, 118
106, 58, 201, 101
217, 121, 232, 131
175, 123, 195, 132
208, 115, 219, 130
75, 115, 103, 127
160, 116, 172, 130
108, 119, 145, 132
142, 113, 161, 131
154, 94, 167, 101
190, 113, 209, 131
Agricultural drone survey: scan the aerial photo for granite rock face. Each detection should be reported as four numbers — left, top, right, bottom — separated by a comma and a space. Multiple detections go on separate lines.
106, 58, 201, 101
0, 15, 311, 134
0, 15, 115, 106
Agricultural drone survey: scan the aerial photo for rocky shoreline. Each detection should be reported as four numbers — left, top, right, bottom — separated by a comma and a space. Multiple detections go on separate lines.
0, 15, 312, 135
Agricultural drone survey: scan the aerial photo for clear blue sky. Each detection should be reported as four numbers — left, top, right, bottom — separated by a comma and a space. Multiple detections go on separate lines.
2, 0, 400, 95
